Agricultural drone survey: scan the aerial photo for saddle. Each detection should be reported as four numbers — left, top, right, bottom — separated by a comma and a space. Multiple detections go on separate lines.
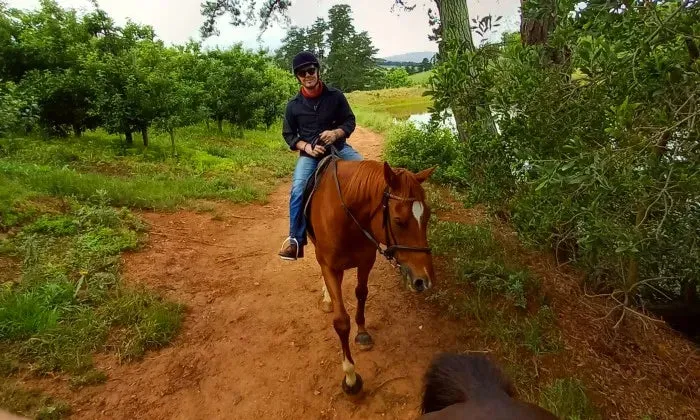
301, 154, 337, 243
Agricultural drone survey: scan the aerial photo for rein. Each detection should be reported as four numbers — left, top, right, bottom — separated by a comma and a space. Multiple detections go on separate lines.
327, 146, 431, 265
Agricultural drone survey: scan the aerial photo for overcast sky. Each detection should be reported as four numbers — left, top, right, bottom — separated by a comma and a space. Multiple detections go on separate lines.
7, 0, 522, 57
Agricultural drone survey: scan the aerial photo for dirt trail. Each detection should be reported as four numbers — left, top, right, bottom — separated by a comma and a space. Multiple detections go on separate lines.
60, 127, 465, 419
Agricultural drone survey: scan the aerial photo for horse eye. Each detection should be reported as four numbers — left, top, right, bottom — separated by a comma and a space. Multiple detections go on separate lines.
393, 217, 408, 228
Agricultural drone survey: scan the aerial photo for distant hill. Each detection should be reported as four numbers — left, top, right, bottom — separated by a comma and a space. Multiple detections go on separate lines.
381, 51, 437, 63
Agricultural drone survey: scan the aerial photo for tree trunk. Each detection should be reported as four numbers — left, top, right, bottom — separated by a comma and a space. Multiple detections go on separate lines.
520, 0, 556, 46
141, 126, 149, 147
436, 0, 497, 142
436, 0, 474, 50
206, 119, 210, 130
217, 118, 223, 133
73, 125, 82, 138
125, 130, 133, 145
169, 128, 176, 156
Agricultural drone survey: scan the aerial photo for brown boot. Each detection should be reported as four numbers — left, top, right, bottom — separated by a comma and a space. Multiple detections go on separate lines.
278, 238, 304, 260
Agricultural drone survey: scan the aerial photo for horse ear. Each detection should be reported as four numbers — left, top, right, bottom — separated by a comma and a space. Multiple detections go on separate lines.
415, 167, 436, 184
383, 161, 400, 189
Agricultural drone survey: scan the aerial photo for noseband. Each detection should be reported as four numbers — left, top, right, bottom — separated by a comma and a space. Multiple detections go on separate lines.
329, 152, 432, 265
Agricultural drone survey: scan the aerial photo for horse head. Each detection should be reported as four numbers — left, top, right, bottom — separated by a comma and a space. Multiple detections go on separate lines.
382, 161, 436, 293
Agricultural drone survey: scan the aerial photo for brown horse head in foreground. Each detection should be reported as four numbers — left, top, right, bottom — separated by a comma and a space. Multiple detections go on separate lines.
308, 157, 435, 394
420, 353, 559, 419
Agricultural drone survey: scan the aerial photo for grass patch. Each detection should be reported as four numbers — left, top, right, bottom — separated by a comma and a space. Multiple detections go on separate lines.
0, 201, 184, 408
346, 87, 432, 133
0, 381, 70, 419
1, 122, 290, 411
0, 122, 295, 215
69, 369, 107, 389
427, 218, 571, 410
408, 70, 433, 86
540, 378, 600, 420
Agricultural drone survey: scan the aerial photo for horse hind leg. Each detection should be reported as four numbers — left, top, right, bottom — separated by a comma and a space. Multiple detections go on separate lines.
354, 263, 374, 351
321, 265, 363, 395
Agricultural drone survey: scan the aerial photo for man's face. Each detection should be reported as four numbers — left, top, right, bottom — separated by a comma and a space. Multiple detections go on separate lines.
296, 65, 319, 89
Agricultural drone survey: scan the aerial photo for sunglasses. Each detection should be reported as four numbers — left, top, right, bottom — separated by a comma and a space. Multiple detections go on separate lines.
296, 66, 317, 77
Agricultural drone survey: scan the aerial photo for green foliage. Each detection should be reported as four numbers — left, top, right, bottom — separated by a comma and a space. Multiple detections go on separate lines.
275, 4, 383, 92
1, 1, 295, 142
382, 68, 413, 89
386, 122, 464, 185
540, 377, 600, 420
398, 2, 700, 310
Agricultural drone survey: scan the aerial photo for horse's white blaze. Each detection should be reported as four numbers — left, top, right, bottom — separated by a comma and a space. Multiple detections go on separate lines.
342, 357, 357, 386
412, 201, 425, 228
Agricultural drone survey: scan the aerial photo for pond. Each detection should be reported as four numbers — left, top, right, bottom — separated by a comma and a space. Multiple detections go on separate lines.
403, 111, 458, 134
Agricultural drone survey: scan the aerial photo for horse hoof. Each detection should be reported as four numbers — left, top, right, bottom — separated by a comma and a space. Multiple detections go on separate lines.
355, 332, 374, 351
321, 300, 333, 313
341, 373, 363, 395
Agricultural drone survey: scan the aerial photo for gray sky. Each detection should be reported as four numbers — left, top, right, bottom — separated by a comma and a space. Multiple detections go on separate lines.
7, 0, 521, 56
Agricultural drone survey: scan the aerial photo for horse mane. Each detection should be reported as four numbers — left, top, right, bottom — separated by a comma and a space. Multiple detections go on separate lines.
342, 160, 427, 205
421, 353, 517, 414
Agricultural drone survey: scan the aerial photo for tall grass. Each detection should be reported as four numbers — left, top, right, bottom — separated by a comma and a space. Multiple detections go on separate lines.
0, 123, 295, 219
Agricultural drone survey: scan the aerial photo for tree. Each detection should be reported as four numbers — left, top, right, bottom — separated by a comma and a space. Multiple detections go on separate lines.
151, 47, 207, 155
274, 26, 308, 69
520, 0, 557, 46
420, 57, 432, 72
276, 5, 381, 92
307, 18, 329, 63
384, 67, 412, 88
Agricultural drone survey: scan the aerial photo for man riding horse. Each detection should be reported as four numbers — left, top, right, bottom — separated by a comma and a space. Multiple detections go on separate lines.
278, 51, 363, 260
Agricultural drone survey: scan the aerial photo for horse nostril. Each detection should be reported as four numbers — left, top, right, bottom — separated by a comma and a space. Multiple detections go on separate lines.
413, 278, 426, 292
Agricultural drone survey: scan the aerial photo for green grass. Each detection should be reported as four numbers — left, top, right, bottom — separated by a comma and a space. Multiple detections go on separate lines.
0, 123, 295, 218
426, 218, 585, 415
408, 70, 433, 86
540, 378, 600, 420
1, 121, 293, 416
0, 381, 70, 419
346, 87, 432, 133
0, 203, 185, 377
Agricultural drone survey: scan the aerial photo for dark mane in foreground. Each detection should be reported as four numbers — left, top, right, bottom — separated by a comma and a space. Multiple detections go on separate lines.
421, 353, 517, 414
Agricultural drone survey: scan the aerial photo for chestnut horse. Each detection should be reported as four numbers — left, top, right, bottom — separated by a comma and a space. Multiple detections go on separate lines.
306, 154, 436, 394
420, 353, 559, 419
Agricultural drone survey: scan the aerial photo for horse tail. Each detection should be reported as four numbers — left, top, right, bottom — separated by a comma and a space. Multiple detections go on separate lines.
421, 352, 517, 414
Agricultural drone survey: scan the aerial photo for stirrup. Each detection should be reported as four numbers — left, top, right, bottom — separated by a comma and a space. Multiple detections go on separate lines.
279, 237, 301, 260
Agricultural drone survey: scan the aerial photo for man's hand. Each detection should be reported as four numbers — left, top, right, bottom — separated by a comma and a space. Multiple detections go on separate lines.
305, 143, 326, 157
319, 129, 343, 145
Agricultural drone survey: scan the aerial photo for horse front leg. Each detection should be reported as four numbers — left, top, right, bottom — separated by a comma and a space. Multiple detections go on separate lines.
354, 262, 374, 351
321, 264, 363, 395
319, 274, 332, 313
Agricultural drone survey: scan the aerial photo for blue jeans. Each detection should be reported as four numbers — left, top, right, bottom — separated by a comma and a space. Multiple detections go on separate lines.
289, 144, 363, 244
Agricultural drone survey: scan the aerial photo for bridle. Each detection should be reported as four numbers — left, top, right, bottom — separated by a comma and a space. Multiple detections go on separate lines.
328, 148, 432, 266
